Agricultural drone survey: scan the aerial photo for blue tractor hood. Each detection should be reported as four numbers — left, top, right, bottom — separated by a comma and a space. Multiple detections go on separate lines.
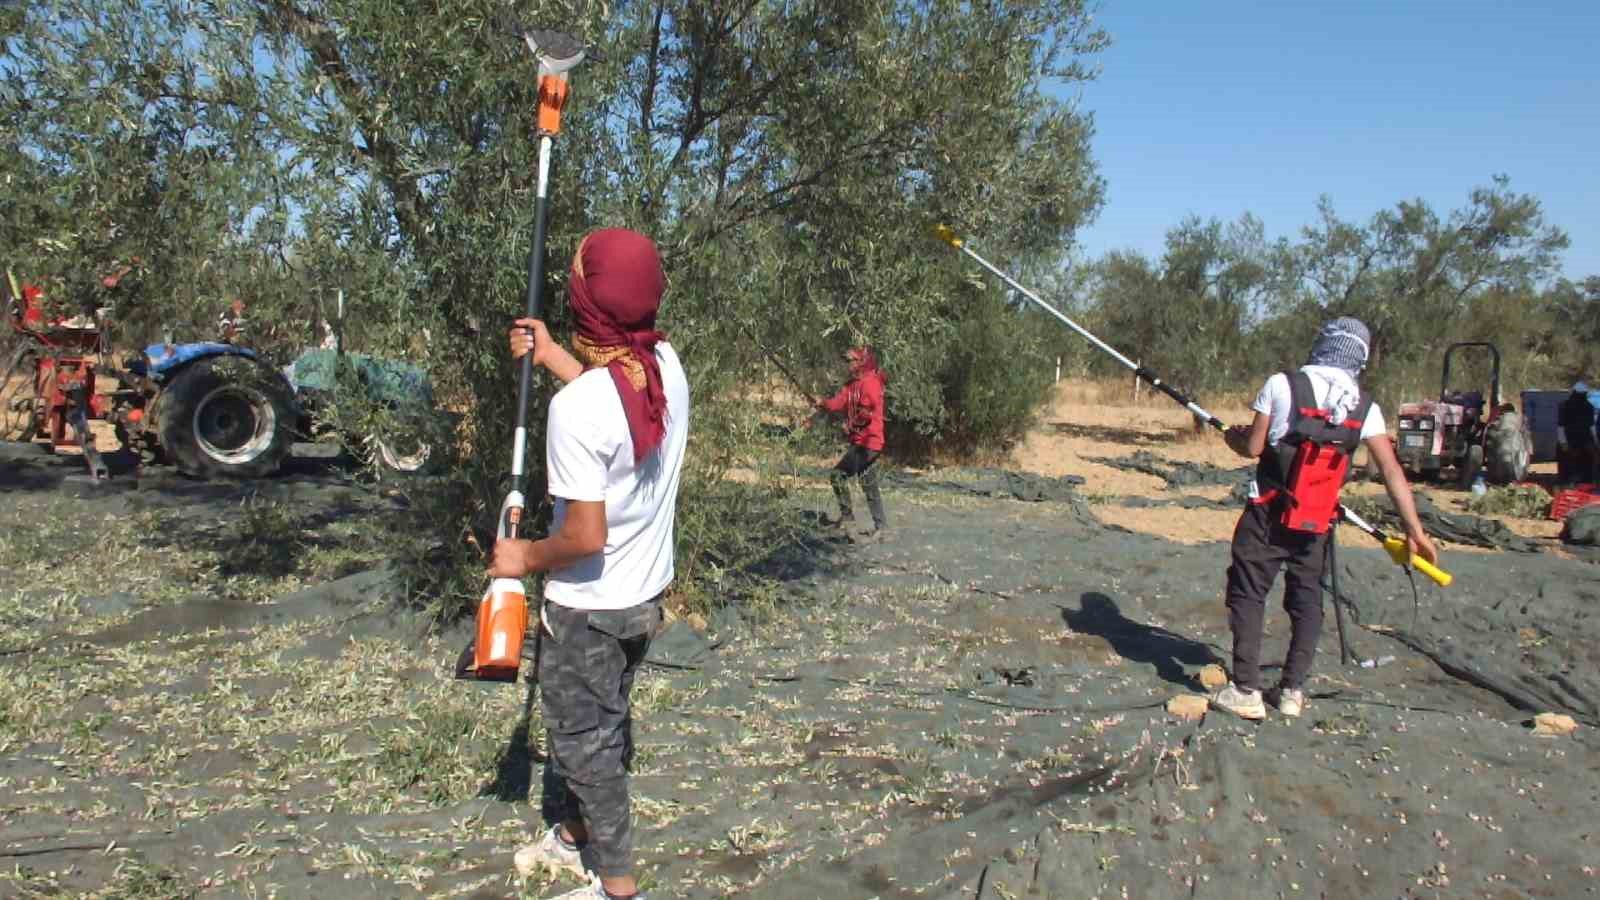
131, 342, 258, 379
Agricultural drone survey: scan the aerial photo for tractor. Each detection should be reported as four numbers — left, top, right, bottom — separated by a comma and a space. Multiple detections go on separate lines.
4, 271, 448, 480
278, 289, 445, 476
1395, 341, 1532, 487
2, 269, 297, 479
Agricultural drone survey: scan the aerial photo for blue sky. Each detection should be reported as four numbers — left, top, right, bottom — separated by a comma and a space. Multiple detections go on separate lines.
1054, 2, 1599, 281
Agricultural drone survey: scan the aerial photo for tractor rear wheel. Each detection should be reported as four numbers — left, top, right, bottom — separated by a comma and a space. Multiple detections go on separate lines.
157, 356, 295, 479
1485, 412, 1532, 484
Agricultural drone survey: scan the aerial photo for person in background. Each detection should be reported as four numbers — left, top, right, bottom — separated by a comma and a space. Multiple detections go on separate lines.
1558, 380, 1598, 484
811, 345, 889, 543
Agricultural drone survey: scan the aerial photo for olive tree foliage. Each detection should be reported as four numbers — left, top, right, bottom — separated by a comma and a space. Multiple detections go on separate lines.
1082, 179, 1573, 413
1266, 177, 1569, 402
1537, 276, 1600, 382
587, 0, 1108, 455
2, 0, 1107, 613
1083, 214, 1278, 403
0, 0, 315, 343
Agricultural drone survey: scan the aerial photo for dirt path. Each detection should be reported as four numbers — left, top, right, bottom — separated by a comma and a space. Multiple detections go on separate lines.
2, 439, 1597, 898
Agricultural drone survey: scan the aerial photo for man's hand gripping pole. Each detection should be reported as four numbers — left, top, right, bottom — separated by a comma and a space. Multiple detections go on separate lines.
1337, 505, 1453, 587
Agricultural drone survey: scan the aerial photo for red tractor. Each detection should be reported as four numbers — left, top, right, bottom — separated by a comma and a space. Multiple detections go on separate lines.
1, 270, 124, 478
1395, 341, 1531, 487
2, 268, 297, 480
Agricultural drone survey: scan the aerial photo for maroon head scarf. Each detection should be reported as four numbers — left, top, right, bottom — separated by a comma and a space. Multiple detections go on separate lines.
567, 228, 669, 462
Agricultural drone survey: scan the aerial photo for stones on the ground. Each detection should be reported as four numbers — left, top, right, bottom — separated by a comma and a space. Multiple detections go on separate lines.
1531, 713, 1578, 737
1197, 664, 1228, 691
1167, 694, 1209, 720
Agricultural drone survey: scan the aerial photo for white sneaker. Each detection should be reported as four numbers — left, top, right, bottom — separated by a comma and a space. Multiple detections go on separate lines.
548, 876, 604, 900
548, 874, 647, 900
1277, 687, 1305, 718
513, 825, 587, 881
1212, 683, 1266, 720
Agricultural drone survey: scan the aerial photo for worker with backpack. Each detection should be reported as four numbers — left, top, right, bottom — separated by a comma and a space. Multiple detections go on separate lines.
1212, 318, 1439, 720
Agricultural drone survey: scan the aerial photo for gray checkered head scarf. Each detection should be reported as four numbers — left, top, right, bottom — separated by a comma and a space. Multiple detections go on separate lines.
1307, 317, 1371, 377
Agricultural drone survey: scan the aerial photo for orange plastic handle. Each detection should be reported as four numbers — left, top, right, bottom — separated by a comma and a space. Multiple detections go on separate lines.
538, 74, 570, 135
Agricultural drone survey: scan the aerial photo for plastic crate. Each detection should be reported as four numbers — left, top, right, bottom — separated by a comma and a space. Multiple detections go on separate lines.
1550, 485, 1600, 521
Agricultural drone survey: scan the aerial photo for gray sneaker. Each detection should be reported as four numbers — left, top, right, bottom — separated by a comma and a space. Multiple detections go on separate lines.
1277, 687, 1305, 718
513, 825, 587, 880
1212, 683, 1266, 720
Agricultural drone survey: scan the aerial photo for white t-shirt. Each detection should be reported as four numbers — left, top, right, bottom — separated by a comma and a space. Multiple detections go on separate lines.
543, 343, 690, 610
1247, 365, 1386, 499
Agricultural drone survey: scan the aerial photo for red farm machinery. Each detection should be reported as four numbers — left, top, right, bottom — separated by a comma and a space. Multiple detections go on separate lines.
2, 269, 298, 480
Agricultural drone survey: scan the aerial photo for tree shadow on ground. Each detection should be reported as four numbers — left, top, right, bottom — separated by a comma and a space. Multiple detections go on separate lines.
1047, 421, 1173, 447
0, 440, 349, 495
745, 509, 848, 581
127, 496, 371, 579
1063, 592, 1223, 687
0, 440, 140, 490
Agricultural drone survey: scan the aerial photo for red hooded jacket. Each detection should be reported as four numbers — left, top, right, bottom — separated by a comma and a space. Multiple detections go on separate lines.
821, 358, 885, 452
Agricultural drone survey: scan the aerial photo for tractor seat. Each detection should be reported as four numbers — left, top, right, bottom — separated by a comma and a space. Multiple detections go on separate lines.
1443, 390, 1484, 413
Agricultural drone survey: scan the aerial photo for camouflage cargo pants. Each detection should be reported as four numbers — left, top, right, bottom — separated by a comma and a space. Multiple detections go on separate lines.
538, 596, 662, 879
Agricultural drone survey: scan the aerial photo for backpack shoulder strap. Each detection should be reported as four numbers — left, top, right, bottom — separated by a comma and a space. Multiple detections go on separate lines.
1286, 370, 1317, 416
1351, 391, 1374, 424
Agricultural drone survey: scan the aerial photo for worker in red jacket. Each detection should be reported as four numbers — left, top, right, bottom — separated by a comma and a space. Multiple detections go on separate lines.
811, 345, 888, 541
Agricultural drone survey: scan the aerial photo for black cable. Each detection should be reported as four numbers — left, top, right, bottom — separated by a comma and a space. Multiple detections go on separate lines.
1405, 566, 1421, 636
1327, 521, 1352, 664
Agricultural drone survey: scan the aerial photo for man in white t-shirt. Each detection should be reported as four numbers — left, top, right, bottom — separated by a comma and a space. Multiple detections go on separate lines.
1212, 317, 1438, 722
489, 229, 687, 900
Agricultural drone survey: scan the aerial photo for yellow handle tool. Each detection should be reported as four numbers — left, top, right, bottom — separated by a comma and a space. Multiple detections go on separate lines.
1378, 537, 1453, 587
1340, 506, 1453, 587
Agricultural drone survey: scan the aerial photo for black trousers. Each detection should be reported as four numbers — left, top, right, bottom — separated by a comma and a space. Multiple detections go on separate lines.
830, 445, 886, 529
1225, 502, 1329, 692
1557, 443, 1597, 484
